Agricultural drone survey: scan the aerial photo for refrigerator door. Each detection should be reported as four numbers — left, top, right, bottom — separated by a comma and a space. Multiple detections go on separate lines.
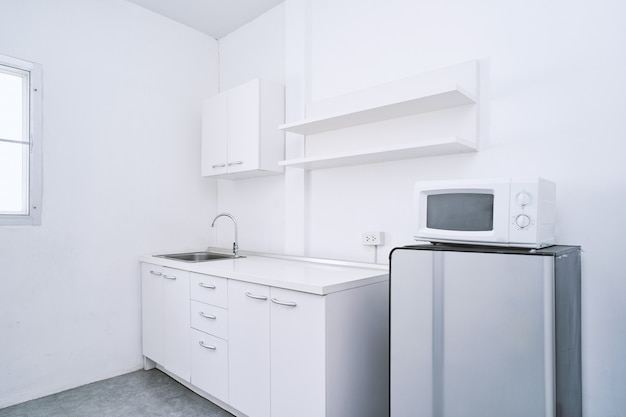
390, 249, 555, 417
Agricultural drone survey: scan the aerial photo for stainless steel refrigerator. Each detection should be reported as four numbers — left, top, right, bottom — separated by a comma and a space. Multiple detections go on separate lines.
389, 244, 581, 417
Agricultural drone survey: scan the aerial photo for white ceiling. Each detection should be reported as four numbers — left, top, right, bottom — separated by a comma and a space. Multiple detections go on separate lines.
125, 0, 284, 39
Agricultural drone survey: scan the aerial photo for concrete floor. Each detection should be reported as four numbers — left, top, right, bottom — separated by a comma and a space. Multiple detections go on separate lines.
0, 369, 234, 417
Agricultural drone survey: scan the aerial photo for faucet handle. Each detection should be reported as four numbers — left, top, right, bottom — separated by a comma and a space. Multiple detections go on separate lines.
233, 242, 240, 257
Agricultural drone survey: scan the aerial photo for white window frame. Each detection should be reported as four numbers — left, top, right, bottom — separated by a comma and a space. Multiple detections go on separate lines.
0, 53, 42, 226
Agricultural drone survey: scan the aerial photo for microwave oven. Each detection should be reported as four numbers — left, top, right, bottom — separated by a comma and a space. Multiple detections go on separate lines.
414, 177, 556, 248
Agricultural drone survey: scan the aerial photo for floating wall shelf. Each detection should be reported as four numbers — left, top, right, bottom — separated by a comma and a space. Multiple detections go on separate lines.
279, 60, 479, 170
279, 137, 477, 170
280, 88, 475, 136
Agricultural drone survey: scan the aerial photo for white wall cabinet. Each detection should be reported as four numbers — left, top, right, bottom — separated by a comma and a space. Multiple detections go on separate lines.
141, 264, 191, 382
202, 78, 285, 180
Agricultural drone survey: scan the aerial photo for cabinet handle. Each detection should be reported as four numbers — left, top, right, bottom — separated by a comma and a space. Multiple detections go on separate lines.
163, 274, 177, 280
149, 270, 162, 276
199, 312, 217, 320
199, 341, 217, 350
245, 292, 268, 301
199, 282, 216, 289
271, 298, 297, 307
212, 163, 226, 168
228, 161, 243, 166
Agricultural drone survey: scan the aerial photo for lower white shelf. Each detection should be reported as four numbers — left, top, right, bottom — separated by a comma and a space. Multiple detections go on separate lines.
278, 136, 477, 170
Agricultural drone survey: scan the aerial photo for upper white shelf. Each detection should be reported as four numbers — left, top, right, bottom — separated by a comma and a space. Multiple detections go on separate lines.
280, 60, 478, 136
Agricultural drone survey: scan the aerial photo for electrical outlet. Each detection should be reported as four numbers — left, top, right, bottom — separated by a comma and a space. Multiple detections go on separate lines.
362, 231, 384, 246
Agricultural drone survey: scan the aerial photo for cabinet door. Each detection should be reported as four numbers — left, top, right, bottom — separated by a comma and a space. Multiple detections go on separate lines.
162, 267, 191, 382
228, 280, 270, 417
202, 92, 228, 176
141, 263, 163, 364
227, 79, 260, 173
191, 329, 229, 403
271, 288, 326, 417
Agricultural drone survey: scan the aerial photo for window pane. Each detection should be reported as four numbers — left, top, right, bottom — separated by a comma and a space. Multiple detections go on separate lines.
0, 70, 25, 141
0, 141, 28, 214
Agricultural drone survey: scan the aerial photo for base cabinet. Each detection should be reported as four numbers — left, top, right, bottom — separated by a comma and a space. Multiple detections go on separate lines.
142, 262, 389, 417
228, 281, 271, 417
190, 329, 229, 403
141, 265, 164, 364
270, 288, 326, 417
141, 264, 190, 382
228, 280, 389, 417
189, 272, 230, 403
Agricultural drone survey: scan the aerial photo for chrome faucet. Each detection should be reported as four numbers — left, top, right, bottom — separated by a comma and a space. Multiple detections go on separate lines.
211, 213, 240, 258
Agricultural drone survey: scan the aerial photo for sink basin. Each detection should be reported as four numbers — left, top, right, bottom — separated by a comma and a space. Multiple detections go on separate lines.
155, 251, 244, 262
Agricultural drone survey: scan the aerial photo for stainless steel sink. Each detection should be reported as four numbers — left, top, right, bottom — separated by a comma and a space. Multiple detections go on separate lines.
155, 251, 244, 262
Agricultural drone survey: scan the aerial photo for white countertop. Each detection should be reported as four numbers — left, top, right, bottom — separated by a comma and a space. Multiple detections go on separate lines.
139, 253, 388, 295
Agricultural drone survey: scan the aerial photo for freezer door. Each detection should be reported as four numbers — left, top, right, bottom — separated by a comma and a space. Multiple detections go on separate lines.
390, 249, 555, 417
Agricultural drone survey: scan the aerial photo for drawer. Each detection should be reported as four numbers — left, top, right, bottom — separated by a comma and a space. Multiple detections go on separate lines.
190, 329, 228, 403
191, 300, 228, 339
190, 273, 228, 308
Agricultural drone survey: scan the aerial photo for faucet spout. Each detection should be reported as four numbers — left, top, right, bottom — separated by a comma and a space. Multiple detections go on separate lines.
211, 213, 240, 257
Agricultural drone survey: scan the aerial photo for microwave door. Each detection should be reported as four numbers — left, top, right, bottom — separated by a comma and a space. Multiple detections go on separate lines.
415, 182, 511, 246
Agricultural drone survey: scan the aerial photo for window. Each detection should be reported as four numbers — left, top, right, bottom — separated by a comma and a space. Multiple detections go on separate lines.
0, 53, 42, 226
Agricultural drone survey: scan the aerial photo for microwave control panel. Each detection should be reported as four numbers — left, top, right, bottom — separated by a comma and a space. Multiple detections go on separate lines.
509, 179, 556, 246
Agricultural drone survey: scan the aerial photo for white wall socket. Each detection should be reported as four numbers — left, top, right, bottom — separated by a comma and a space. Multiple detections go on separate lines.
362, 231, 384, 246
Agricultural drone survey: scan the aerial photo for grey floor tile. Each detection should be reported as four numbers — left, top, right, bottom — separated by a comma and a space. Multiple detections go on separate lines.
0, 395, 68, 417
0, 370, 233, 417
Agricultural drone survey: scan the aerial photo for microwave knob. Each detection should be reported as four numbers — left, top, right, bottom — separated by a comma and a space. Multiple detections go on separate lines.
515, 214, 531, 229
516, 191, 531, 206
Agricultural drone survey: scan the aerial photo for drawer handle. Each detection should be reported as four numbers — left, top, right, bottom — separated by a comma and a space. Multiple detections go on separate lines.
245, 292, 268, 301
199, 312, 217, 320
149, 270, 162, 276
212, 163, 226, 168
199, 282, 216, 289
228, 161, 243, 166
199, 341, 216, 350
163, 274, 177, 280
271, 298, 297, 307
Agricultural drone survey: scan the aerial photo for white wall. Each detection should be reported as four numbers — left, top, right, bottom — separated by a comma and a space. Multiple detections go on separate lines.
212, 4, 287, 254
220, 0, 626, 415
0, 0, 218, 407
218, 3, 286, 91
305, 2, 626, 416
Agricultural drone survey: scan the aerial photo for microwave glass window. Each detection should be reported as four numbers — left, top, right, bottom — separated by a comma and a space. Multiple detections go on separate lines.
426, 193, 494, 231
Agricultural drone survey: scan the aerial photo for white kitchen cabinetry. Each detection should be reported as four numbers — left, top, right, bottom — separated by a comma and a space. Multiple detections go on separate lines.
270, 288, 326, 417
202, 79, 285, 180
189, 272, 229, 403
141, 264, 164, 364
140, 255, 389, 417
191, 329, 229, 403
228, 280, 271, 417
228, 280, 389, 417
141, 263, 191, 382
279, 60, 478, 170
